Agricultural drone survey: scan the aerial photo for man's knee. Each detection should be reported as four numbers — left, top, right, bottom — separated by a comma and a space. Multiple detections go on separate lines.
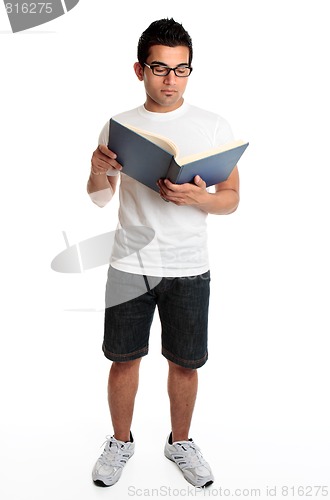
168, 359, 197, 376
111, 358, 142, 372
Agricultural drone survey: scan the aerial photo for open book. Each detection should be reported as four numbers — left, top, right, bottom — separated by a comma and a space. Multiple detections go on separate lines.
108, 119, 249, 192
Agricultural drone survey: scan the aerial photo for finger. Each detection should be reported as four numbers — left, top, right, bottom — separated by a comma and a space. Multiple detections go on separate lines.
162, 178, 178, 191
157, 181, 173, 202
168, 197, 185, 205
98, 144, 117, 159
92, 155, 122, 172
107, 159, 122, 171
158, 179, 180, 196
157, 182, 167, 199
194, 175, 206, 188
163, 179, 196, 195
159, 188, 183, 204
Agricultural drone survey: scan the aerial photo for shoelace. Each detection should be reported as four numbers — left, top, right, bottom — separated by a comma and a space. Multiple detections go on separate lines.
173, 441, 207, 470
98, 436, 131, 468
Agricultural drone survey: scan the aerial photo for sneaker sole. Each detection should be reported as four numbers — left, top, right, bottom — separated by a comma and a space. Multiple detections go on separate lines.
93, 479, 111, 487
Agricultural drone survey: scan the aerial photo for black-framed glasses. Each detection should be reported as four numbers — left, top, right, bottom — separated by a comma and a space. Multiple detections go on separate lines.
144, 63, 193, 77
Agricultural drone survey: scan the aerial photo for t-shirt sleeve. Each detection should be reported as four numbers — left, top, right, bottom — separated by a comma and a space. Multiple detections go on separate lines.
214, 116, 235, 146
98, 121, 110, 146
88, 121, 115, 208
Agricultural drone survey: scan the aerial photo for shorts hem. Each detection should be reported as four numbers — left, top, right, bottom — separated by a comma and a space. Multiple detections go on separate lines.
102, 344, 149, 362
162, 347, 208, 369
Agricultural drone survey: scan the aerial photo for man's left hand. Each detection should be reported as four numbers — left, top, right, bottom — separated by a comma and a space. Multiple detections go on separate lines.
157, 175, 208, 206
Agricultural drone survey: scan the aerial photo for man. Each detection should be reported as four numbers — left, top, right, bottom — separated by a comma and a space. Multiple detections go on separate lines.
88, 18, 239, 488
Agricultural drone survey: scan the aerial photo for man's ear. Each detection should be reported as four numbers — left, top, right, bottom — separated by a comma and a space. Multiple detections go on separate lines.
134, 62, 144, 81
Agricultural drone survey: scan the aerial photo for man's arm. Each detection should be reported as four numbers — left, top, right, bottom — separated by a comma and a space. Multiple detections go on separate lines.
87, 145, 122, 207
157, 166, 240, 215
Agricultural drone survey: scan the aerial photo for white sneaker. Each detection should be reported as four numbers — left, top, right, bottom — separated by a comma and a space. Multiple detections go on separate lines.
164, 433, 214, 487
92, 434, 135, 487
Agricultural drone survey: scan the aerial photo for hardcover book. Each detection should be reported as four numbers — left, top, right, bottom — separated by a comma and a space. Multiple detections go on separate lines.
108, 119, 249, 192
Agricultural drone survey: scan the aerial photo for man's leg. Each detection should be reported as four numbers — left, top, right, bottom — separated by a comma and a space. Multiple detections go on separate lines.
160, 273, 213, 487
103, 269, 156, 441
93, 268, 155, 487
160, 273, 210, 442
108, 358, 141, 442
165, 360, 213, 487
92, 358, 141, 487
167, 360, 198, 442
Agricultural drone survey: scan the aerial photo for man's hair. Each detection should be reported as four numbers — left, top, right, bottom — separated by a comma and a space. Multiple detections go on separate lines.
137, 18, 193, 66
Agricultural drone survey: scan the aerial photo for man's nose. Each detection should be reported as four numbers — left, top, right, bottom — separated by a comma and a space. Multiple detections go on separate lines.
164, 69, 177, 84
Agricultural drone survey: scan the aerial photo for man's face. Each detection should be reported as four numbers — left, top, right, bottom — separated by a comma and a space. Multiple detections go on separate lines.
134, 45, 191, 113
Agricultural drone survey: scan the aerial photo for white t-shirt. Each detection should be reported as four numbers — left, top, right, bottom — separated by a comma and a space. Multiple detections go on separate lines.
97, 102, 234, 277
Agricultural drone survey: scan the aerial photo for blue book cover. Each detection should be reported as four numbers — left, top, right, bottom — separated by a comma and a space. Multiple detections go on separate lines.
108, 119, 248, 192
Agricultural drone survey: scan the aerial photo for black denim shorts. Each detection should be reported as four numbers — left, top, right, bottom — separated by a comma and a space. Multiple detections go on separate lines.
103, 266, 211, 369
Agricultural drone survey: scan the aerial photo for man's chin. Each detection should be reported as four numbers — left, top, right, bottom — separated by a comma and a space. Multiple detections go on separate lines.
145, 95, 184, 112
159, 95, 183, 109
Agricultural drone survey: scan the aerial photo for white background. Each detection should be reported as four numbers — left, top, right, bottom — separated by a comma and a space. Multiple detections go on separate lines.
1, 1, 329, 498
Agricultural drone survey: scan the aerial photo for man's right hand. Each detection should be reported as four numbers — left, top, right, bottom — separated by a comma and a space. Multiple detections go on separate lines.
91, 145, 123, 176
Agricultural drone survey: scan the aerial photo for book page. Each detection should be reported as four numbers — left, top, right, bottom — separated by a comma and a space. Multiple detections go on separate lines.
124, 123, 179, 157
177, 140, 247, 166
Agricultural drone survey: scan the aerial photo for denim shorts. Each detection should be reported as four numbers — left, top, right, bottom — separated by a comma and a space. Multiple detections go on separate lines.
103, 266, 211, 369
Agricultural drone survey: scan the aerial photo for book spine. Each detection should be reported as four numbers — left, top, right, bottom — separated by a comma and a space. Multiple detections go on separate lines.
166, 157, 181, 184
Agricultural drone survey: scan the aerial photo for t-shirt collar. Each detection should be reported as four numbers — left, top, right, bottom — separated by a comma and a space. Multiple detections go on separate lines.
138, 101, 188, 121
